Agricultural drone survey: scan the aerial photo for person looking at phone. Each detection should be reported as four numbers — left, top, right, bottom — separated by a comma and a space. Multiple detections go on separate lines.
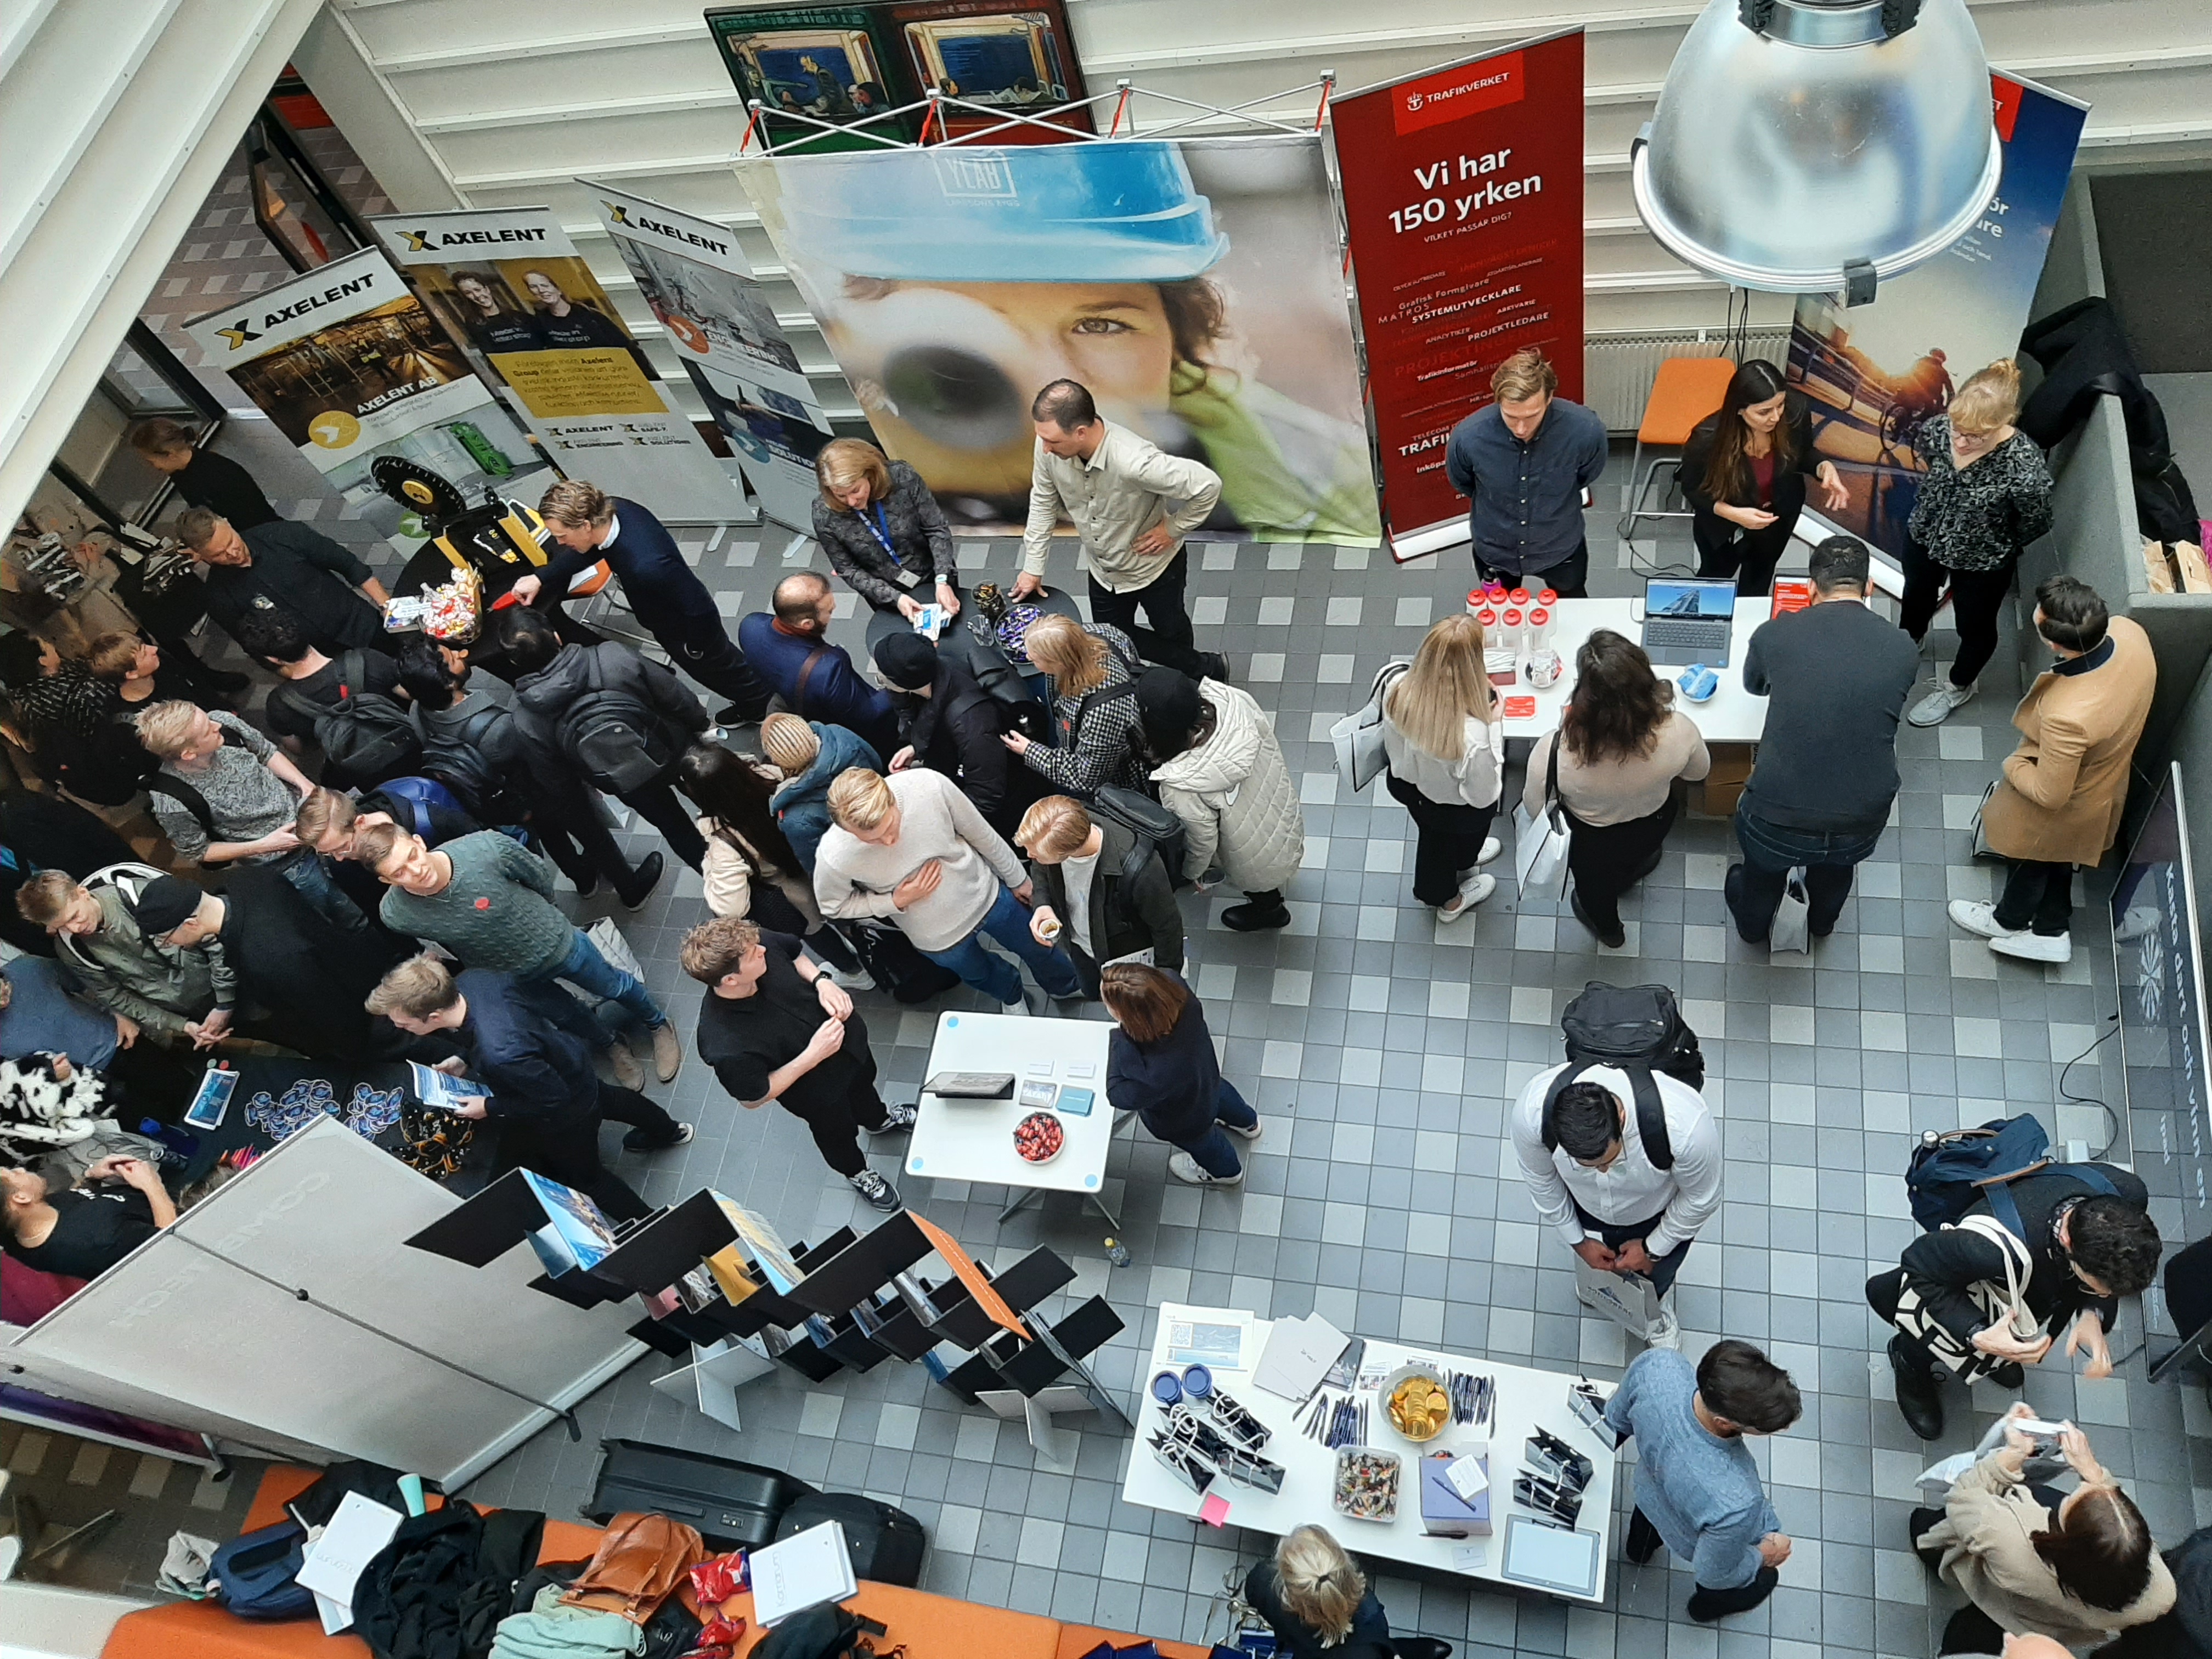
1910, 1403, 2173, 1651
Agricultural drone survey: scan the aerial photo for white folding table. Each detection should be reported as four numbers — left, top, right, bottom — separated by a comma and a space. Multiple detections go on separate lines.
1499, 595, 1774, 743
904, 1011, 1121, 1228
1119, 1302, 1620, 1603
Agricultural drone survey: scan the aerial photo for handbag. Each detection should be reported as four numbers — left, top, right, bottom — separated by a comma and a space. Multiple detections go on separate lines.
1513, 737, 1572, 902
558, 1511, 703, 1624
585, 916, 646, 984
1329, 659, 1409, 793
1891, 1214, 2040, 1380
1769, 869, 1811, 953
1571, 1254, 1669, 1342
1971, 778, 2000, 860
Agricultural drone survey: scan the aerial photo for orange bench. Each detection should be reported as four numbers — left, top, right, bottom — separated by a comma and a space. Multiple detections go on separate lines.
103, 1467, 1211, 1659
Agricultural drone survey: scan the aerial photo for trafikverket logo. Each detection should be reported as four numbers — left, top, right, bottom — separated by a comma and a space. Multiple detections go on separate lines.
1406, 93, 1423, 111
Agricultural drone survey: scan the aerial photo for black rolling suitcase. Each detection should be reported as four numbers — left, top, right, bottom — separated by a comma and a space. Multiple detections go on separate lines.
584, 1439, 814, 1550
773, 1491, 927, 1587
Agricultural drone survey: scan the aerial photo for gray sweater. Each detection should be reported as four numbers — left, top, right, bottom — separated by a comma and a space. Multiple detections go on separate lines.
1605, 1349, 1780, 1590
1740, 596, 1920, 833
812, 768, 1026, 951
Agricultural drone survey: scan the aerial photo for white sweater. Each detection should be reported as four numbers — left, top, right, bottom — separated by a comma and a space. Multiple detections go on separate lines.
812, 768, 1027, 951
1381, 707, 1505, 810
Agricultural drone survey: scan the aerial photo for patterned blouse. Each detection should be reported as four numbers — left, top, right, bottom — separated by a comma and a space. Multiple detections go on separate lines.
1023, 623, 1147, 798
811, 460, 958, 610
1907, 417, 2056, 572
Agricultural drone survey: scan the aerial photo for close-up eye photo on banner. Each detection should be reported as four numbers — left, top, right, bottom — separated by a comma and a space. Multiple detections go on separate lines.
742, 139, 1383, 543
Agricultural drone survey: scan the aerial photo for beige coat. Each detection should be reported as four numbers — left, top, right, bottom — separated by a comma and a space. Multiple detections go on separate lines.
1917, 1454, 2174, 1650
697, 816, 822, 928
1149, 680, 1305, 891
1982, 616, 2155, 867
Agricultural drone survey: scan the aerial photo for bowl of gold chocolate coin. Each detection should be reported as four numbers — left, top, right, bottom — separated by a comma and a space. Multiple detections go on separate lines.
1380, 1364, 1452, 1442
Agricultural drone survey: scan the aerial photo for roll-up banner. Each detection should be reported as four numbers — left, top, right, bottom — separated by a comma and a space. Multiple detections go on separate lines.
1331, 32, 1587, 563
738, 135, 1379, 544
1786, 72, 2089, 560
182, 249, 553, 552
585, 181, 833, 534
368, 208, 751, 523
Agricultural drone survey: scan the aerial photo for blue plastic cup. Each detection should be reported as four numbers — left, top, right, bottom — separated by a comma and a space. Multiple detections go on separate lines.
1181, 1363, 1214, 1401
1150, 1370, 1183, 1407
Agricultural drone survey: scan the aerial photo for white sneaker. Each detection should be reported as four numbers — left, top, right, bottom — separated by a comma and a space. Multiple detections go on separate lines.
1224, 1116, 1264, 1143
1906, 679, 1977, 727
1437, 873, 1496, 923
1992, 930, 2073, 964
817, 964, 876, 992
1644, 1307, 1682, 1350
1169, 1151, 1244, 1186
1001, 986, 1044, 1017
1948, 899, 2021, 940
1476, 836, 1504, 867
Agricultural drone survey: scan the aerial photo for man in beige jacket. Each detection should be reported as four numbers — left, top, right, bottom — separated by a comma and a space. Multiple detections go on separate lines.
1015, 379, 1226, 683
1951, 575, 2154, 964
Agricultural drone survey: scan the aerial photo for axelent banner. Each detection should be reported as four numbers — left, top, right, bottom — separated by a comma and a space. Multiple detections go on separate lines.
182, 249, 550, 550
369, 207, 747, 523
585, 180, 832, 533
1787, 73, 2089, 560
1331, 33, 1586, 562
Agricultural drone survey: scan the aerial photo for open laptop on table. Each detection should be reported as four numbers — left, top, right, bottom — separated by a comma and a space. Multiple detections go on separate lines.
1638, 576, 1736, 667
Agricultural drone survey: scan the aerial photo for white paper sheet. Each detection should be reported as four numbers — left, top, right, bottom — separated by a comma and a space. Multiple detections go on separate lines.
751, 1519, 857, 1627
295, 1492, 404, 1612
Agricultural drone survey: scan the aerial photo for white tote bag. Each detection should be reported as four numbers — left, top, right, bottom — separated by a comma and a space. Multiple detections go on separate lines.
1768, 868, 1812, 954
1572, 1254, 1668, 1341
1329, 660, 1410, 794
1513, 738, 1572, 901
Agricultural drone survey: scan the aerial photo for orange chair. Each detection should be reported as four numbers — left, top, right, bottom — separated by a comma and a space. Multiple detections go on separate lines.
1618, 356, 1739, 541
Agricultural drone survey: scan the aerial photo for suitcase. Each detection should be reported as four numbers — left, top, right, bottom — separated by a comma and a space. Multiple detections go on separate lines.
584, 1439, 814, 1550
773, 1491, 927, 1587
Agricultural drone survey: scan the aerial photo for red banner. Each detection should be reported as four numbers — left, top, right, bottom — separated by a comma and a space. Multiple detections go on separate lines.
1333, 33, 1585, 560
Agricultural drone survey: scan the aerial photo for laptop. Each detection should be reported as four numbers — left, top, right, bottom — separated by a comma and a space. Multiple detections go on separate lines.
1638, 577, 1737, 667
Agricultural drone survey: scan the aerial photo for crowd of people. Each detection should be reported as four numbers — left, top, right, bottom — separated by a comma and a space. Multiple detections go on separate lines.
0, 348, 2188, 1654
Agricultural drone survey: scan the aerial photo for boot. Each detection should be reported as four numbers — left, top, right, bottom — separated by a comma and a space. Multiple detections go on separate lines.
615, 850, 665, 910
1221, 896, 1291, 932
1889, 1335, 1945, 1440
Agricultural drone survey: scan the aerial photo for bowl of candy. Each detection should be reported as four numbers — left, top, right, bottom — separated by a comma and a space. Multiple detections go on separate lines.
1013, 1111, 1064, 1164
1331, 1446, 1401, 1522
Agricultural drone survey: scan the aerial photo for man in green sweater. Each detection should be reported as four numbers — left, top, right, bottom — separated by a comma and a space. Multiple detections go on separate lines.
354, 822, 683, 1093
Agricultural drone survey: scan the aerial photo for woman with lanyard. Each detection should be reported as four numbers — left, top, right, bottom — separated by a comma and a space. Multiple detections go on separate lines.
811, 439, 962, 625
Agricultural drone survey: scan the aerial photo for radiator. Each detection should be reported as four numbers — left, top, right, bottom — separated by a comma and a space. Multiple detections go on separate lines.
1584, 330, 1793, 430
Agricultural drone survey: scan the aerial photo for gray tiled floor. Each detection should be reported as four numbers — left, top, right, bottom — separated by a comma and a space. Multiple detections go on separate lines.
419, 464, 2202, 1658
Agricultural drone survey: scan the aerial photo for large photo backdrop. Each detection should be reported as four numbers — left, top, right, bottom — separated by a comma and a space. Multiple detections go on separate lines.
1333, 33, 1586, 562
740, 136, 1380, 543
369, 208, 748, 522
1786, 74, 2089, 558
182, 249, 551, 551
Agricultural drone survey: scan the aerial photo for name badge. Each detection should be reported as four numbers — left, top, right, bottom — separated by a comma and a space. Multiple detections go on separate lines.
894, 568, 924, 590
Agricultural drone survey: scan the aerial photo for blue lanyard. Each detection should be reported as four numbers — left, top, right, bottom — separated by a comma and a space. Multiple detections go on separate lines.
862, 504, 900, 562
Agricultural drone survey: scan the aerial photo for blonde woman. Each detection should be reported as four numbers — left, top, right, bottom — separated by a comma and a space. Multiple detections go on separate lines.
810, 438, 961, 622
1381, 614, 1505, 921
1244, 1525, 1392, 1657
1001, 614, 1146, 798
1899, 359, 2055, 727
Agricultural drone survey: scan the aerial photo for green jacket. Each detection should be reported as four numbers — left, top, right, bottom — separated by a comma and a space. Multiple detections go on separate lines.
58, 885, 226, 1039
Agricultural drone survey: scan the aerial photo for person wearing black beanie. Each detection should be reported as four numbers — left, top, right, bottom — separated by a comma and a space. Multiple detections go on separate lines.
1136, 666, 1302, 932
869, 633, 1036, 837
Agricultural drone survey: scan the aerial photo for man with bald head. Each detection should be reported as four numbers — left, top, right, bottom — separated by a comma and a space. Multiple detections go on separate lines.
737, 571, 898, 756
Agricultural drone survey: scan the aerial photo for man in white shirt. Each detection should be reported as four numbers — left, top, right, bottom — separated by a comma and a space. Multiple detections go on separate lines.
1509, 1059, 1723, 1348
1015, 379, 1226, 682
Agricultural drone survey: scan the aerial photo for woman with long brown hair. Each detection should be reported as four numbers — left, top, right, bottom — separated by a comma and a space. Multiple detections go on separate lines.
1680, 359, 1848, 597
1101, 962, 1261, 1188
1524, 630, 1709, 948
1380, 613, 1505, 921
678, 742, 867, 980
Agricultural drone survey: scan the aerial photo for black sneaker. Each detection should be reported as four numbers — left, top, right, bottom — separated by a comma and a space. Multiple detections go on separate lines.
715, 702, 770, 726
1988, 1361, 2026, 1390
849, 1169, 901, 1211
1221, 899, 1291, 932
874, 1102, 918, 1133
616, 851, 666, 910
1203, 651, 1233, 684
624, 1122, 695, 1153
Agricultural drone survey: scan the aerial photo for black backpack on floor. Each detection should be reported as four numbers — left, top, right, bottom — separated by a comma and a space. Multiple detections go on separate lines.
836, 919, 961, 1006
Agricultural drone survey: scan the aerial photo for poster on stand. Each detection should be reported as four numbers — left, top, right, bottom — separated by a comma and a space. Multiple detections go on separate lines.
739, 136, 1379, 543
182, 249, 552, 552
1331, 32, 1586, 562
586, 181, 834, 533
368, 208, 751, 523
1786, 73, 2089, 559
705, 1, 1091, 150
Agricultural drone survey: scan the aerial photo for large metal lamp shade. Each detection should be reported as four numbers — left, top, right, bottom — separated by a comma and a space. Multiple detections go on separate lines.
1632, 0, 2001, 303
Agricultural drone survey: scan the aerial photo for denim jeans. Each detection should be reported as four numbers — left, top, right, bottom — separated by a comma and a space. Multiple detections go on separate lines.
521, 925, 668, 1037
920, 885, 1081, 1005
1170, 1080, 1259, 1177
1728, 806, 1885, 940
278, 849, 369, 932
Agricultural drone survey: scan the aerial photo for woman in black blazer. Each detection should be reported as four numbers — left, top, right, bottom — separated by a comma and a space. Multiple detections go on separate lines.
810, 439, 961, 623
1678, 359, 1848, 597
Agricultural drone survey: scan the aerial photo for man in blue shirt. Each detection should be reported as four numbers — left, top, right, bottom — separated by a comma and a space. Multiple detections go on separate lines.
737, 572, 901, 760
518, 480, 772, 725
1443, 347, 1608, 597
1604, 1339, 1800, 1622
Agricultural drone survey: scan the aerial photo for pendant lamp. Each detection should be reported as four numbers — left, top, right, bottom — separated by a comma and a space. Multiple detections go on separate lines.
1631, 0, 2001, 304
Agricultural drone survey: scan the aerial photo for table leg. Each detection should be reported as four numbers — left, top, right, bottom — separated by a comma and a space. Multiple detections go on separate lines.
997, 1187, 1042, 1224
1085, 1188, 1124, 1232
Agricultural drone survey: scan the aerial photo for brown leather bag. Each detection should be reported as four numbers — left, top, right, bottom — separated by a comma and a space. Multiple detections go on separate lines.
556, 1511, 704, 1623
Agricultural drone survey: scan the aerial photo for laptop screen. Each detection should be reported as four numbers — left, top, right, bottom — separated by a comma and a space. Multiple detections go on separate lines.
1645, 578, 1737, 620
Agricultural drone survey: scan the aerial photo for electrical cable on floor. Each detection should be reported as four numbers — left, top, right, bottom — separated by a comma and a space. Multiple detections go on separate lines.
2057, 1011, 2123, 1160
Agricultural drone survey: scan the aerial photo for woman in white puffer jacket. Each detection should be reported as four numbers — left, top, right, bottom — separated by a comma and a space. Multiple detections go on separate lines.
1137, 667, 1303, 932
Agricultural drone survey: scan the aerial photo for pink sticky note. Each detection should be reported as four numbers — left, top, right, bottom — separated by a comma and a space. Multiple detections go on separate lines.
1198, 1493, 1231, 1527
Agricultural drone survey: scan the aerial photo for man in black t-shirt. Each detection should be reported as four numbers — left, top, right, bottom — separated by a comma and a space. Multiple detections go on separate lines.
177, 507, 394, 659
1, 1155, 172, 1279
680, 916, 913, 1210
